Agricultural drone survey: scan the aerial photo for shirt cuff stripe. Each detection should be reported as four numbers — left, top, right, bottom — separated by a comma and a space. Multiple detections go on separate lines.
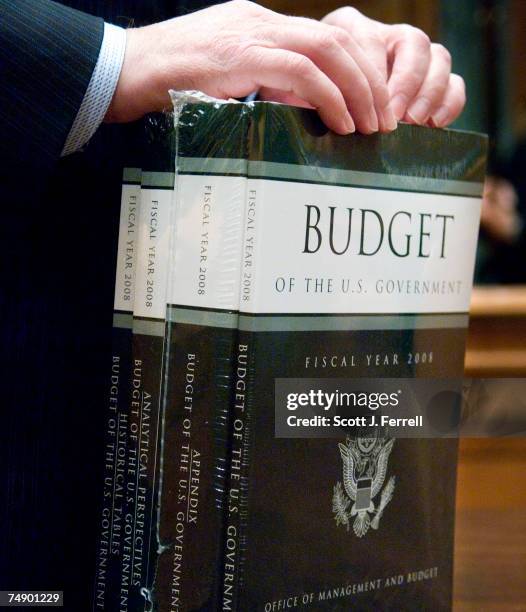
61, 22, 127, 156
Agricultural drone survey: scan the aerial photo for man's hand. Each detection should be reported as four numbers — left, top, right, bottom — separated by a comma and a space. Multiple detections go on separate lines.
322, 7, 465, 127
105, 0, 396, 135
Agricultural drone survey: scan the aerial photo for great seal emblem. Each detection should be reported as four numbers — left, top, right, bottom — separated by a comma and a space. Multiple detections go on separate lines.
332, 435, 395, 537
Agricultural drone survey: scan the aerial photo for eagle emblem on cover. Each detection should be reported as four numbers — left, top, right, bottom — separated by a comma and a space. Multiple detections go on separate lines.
332, 434, 396, 537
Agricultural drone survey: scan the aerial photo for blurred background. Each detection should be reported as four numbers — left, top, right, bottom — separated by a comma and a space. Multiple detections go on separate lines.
263, 2, 526, 610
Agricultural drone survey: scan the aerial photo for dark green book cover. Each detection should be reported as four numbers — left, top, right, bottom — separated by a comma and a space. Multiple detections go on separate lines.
222, 104, 487, 610
93, 131, 142, 611
122, 114, 176, 610
151, 100, 250, 610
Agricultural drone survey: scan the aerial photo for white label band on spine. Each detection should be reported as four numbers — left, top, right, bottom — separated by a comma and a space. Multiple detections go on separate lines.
134, 187, 173, 319
169, 174, 247, 311
114, 178, 141, 312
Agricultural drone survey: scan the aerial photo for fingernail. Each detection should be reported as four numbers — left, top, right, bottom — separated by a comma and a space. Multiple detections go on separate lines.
344, 112, 355, 134
380, 105, 398, 131
430, 105, 450, 128
368, 108, 379, 132
407, 97, 432, 124
390, 94, 407, 121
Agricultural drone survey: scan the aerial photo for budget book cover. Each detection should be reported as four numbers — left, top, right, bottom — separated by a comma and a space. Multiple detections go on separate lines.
223, 103, 487, 610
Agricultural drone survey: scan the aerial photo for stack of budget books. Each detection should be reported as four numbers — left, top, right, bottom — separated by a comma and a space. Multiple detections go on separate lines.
91, 94, 486, 611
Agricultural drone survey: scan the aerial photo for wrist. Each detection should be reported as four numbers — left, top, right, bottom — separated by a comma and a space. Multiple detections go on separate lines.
105, 26, 165, 123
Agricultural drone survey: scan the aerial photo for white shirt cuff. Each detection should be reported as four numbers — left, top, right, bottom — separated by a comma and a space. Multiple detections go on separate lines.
61, 22, 127, 156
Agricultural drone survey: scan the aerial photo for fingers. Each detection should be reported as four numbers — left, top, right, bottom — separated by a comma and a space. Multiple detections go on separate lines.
353, 29, 389, 84
385, 24, 465, 128
322, 10, 466, 130
404, 43, 451, 124
319, 9, 395, 131
385, 24, 432, 120
268, 21, 386, 133
325, 7, 390, 82
249, 47, 355, 135
428, 74, 466, 128
325, 24, 396, 131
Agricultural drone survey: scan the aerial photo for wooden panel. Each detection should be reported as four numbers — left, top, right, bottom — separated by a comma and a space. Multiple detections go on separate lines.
454, 438, 526, 610
466, 286, 526, 377
457, 290, 526, 605
470, 286, 526, 317
457, 438, 526, 510
454, 508, 526, 610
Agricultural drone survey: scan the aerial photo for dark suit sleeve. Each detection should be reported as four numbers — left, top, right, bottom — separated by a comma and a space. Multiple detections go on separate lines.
0, 0, 104, 173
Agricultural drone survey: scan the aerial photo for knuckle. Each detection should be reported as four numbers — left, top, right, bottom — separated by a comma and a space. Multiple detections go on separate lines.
289, 54, 315, 78
394, 23, 410, 35
340, 6, 362, 20
323, 5, 363, 26
433, 43, 452, 65
366, 71, 387, 99
363, 30, 384, 47
329, 25, 352, 47
350, 71, 374, 103
367, 66, 386, 90
316, 31, 338, 52
253, 25, 275, 43
395, 68, 421, 90
426, 83, 448, 101
399, 24, 430, 47
236, 41, 258, 63
414, 27, 431, 47
231, 0, 263, 15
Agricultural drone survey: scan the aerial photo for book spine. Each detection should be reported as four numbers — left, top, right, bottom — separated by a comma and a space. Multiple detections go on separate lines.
221, 176, 258, 612
151, 101, 249, 611
123, 118, 175, 611
92, 166, 141, 611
